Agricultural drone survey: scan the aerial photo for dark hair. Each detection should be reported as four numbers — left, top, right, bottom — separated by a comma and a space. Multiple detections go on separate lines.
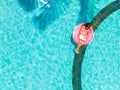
84, 23, 91, 30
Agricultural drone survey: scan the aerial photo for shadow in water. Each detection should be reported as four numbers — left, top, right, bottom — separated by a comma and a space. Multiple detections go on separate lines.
72, 45, 87, 90
76, 0, 89, 25
33, 0, 71, 31
70, 35, 77, 48
72, 0, 120, 90
17, 0, 38, 12
17, 0, 71, 31
91, 0, 120, 31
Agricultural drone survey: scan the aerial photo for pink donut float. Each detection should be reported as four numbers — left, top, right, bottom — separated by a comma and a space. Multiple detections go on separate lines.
73, 24, 94, 45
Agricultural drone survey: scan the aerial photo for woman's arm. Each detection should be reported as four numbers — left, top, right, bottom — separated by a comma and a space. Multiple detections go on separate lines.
90, 26, 94, 33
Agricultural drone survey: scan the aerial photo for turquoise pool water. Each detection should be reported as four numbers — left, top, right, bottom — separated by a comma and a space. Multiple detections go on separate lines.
0, 0, 120, 90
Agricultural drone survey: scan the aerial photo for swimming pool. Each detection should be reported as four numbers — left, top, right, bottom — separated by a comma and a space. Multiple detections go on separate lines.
0, 0, 120, 90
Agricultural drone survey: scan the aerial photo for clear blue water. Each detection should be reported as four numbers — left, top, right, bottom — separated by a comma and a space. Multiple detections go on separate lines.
0, 0, 120, 90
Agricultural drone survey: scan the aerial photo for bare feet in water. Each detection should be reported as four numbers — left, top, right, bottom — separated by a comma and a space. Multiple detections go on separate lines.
75, 48, 79, 54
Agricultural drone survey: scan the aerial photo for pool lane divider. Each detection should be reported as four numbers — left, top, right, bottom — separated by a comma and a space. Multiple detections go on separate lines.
72, 0, 120, 90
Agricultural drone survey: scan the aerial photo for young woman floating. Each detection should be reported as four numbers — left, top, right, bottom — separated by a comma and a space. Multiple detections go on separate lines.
73, 23, 94, 54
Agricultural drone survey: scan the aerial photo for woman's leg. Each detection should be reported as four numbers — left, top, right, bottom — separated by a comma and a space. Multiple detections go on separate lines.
75, 41, 83, 53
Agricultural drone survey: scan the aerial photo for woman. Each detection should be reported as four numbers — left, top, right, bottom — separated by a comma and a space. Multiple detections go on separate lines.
75, 23, 94, 54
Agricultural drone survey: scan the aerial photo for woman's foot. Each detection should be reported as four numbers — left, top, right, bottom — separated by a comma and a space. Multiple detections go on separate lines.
75, 48, 79, 54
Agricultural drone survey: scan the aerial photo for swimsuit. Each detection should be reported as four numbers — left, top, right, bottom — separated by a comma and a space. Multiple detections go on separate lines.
79, 35, 86, 41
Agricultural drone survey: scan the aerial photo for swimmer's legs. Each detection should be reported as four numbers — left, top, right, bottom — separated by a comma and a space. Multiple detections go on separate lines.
75, 41, 83, 54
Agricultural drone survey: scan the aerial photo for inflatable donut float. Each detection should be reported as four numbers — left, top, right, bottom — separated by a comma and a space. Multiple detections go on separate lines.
73, 24, 94, 45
